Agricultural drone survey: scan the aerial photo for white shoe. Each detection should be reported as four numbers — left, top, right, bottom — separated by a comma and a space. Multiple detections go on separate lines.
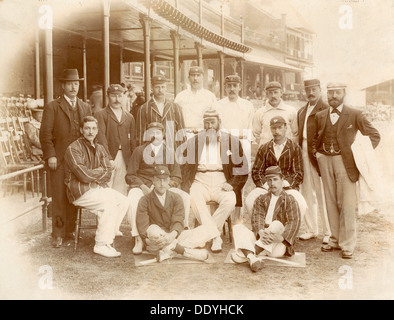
115, 230, 123, 237
183, 248, 209, 261
322, 235, 330, 244
299, 232, 317, 241
211, 236, 223, 253
132, 236, 143, 255
231, 249, 248, 264
94, 244, 121, 258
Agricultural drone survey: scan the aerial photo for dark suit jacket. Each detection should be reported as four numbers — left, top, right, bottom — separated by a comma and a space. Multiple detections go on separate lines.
297, 98, 328, 172
95, 106, 136, 166
39, 96, 92, 163
136, 190, 185, 242
312, 105, 381, 182
180, 131, 248, 206
251, 190, 301, 256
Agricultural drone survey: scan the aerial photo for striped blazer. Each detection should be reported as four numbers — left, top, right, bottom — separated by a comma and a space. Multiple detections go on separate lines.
252, 138, 303, 190
64, 137, 113, 203
136, 98, 185, 147
251, 191, 301, 256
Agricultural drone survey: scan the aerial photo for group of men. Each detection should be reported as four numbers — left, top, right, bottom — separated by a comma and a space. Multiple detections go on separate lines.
39, 66, 380, 271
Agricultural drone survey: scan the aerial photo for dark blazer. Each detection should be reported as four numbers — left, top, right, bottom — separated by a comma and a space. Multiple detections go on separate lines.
312, 105, 381, 182
136, 190, 185, 242
297, 98, 328, 172
95, 106, 136, 166
39, 96, 92, 163
180, 131, 248, 206
251, 191, 301, 257
125, 142, 181, 189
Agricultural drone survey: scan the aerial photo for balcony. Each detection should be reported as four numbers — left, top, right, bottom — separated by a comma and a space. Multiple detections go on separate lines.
286, 48, 313, 62
244, 28, 286, 52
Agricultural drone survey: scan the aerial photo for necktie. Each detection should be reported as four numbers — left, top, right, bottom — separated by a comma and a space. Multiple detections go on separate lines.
71, 100, 76, 109
331, 108, 341, 115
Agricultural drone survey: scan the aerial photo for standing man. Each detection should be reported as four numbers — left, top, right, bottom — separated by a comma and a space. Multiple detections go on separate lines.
313, 83, 380, 259
95, 84, 136, 196
136, 75, 185, 149
297, 79, 330, 243
214, 74, 255, 220
174, 66, 217, 134
252, 81, 298, 147
64, 116, 129, 258
245, 116, 306, 217
40, 69, 92, 248
181, 109, 249, 253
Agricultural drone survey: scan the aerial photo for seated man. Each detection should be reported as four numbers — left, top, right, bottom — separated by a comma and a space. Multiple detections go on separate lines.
126, 122, 190, 255
181, 109, 249, 253
245, 115, 306, 217
136, 165, 214, 261
64, 116, 129, 258
231, 166, 301, 272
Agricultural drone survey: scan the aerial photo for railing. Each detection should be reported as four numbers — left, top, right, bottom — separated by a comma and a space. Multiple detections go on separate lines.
287, 48, 313, 61
0, 164, 51, 231
153, 0, 243, 43
245, 28, 286, 51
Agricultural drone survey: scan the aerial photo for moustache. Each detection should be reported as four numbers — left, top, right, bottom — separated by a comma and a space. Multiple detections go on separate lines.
308, 95, 315, 99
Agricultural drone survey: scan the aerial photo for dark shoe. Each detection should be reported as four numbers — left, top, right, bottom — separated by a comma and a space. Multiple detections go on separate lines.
248, 255, 265, 272
52, 237, 63, 248
342, 251, 353, 259
321, 244, 341, 252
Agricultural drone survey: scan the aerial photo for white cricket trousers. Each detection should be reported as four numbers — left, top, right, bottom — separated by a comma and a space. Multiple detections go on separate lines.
127, 187, 191, 237
233, 223, 286, 258
73, 187, 129, 246
189, 172, 236, 238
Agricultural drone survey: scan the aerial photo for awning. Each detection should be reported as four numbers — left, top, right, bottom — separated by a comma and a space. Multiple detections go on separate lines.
244, 48, 302, 72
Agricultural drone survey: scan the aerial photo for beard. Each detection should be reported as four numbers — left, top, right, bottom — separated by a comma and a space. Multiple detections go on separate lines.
328, 97, 343, 108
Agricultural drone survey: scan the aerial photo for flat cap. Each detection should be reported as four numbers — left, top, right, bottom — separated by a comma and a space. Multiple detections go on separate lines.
151, 75, 167, 85
147, 122, 165, 131
265, 81, 282, 91
107, 84, 124, 94
189, 66, 204, 75
270, 115, 287, 127
153, 165, 170, 178
225, 74, 241, 84
265, 166, 283, 178
203, 108, 220, 120
304, 79, 321, 88
327, 82, 347, 90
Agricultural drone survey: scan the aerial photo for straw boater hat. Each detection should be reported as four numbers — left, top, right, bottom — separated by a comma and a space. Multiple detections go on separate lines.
326, 82, 347, 90
58, 69, 84, 82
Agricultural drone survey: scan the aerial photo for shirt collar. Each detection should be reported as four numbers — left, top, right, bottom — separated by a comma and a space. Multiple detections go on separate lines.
64, 95, 75, 106
273, 138, 287, 148
153, 96, 165, 106
266, 99, 285, 110
330, 104, 344, 113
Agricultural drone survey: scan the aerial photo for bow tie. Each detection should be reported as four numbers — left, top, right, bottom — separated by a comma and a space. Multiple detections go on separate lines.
331, 108, 341, 115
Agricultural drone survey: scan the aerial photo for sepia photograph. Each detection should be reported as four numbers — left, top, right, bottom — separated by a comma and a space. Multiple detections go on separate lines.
0, 0, 393, 304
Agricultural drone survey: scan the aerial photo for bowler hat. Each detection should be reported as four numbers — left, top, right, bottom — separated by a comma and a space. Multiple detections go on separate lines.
189, 66, 204, 75
304, 79, 320, 88
225, 75, 241, 84
270, 116, 287, 127
151, 75, 167, 85
265, 81, 282, 91
265, 166, 282, 178
153, 165, 170, 178
58, 69, 84, 82
107, 84, 124, 95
